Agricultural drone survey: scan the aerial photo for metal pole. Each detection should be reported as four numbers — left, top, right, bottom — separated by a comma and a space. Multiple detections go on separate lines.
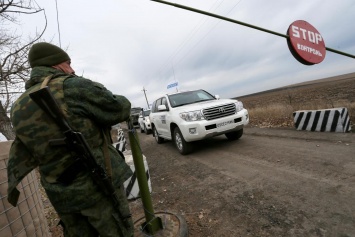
142, 87, 150, 109
151, 0, 355, 60
127, 120, 163, 234
325, 47, 355, 59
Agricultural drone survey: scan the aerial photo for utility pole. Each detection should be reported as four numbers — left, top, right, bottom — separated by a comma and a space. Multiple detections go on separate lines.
142, 87, 150, 109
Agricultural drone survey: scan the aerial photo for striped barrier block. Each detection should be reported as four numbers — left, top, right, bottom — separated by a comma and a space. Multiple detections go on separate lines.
113, 128, 152, 199
293, 107, 351, 132
123, 152, 152, 200
113, 128, 126, 152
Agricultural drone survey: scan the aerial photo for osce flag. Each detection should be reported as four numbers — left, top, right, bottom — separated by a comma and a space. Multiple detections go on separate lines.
167, 82, 178, 89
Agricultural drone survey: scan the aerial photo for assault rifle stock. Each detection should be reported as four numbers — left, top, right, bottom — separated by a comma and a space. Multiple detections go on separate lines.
29, 86, 131, 229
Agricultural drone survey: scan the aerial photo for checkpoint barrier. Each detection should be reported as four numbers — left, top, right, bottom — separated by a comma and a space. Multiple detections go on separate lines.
123, 150, 152, 200
293, 107, 351, 132
0, 141, 50, 237
113, 127, 152, 200
112, 127, 127, 153
112, 126, 152, 200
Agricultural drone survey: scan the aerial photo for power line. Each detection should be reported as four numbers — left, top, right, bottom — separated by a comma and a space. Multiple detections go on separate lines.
151, 0, 243, 83
153, 0, 226, 78
173, 0, 243, 68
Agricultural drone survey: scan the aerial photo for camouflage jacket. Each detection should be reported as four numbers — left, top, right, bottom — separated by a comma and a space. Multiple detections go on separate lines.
7, 66, 133, 212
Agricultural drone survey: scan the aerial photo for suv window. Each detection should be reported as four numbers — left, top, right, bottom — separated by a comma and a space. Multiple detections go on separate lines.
168, 90, 215, 108
156, 98, 162, 109
162, 97, 169, 109
152, 98, 162, 113
151, 100, 156, 113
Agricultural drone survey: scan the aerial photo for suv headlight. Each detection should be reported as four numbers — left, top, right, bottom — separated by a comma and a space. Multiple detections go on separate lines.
235, 101, 244, 112
180, 110, 204, 122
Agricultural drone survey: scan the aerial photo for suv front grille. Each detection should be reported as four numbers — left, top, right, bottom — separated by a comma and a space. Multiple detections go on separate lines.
203, 103, 236, 120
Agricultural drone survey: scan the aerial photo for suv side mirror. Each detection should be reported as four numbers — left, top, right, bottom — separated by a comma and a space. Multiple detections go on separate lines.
158, 104, 167, 111
215, 95, 220, 100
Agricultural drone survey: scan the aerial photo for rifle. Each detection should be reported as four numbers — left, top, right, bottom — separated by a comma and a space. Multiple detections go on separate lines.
29, 86, 131, 229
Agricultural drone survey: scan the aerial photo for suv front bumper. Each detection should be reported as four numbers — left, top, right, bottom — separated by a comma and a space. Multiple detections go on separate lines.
179, 109, 249, 142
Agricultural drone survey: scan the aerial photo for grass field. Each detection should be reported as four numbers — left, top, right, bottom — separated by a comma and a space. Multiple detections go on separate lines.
234, 72, 355, 130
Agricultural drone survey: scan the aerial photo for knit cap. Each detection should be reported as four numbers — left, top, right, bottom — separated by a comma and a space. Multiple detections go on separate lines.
28, 42, 70, 68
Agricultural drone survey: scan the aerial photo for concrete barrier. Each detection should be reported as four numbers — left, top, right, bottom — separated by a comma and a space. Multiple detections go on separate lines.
293, 107, 351, 132
112, 126, 152, 200
123, 150, 152, 200
112, 127, 127, 153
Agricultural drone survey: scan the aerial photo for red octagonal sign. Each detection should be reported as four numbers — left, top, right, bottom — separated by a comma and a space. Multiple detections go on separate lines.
287, 20, 326, 65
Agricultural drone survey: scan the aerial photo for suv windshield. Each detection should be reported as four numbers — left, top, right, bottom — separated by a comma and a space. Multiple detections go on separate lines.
143, 110, 151, 116
168, 90, 215, 108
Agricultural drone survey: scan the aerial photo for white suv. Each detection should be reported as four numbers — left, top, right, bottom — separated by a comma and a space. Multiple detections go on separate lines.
138, 109, 152, 134
149, 89, 249, 155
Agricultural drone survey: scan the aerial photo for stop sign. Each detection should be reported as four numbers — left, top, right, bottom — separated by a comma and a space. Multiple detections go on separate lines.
287, 20, 326, 65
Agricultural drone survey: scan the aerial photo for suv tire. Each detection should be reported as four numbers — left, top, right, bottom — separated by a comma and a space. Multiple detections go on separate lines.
144, 125, 150, 135
153, 127, 164, 144
174, 127, 192, 155
140, 125, 144, 133
225, 129, 243, 141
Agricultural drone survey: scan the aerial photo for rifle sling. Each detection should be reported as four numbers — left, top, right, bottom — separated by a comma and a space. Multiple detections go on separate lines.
41, 75, 53, 88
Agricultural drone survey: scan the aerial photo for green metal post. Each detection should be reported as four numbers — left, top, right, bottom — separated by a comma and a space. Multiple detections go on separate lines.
127, 120, 163, 234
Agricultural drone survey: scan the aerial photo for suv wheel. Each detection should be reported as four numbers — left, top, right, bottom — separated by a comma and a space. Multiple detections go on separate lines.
225, 129, 243, 141
144, 125, 148, 134
140, 125, 144, 133
153, 127, 164, 144
174, 127, 192, 155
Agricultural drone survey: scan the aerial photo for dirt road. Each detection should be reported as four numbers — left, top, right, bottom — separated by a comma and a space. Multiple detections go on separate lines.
128, 127, 355, 237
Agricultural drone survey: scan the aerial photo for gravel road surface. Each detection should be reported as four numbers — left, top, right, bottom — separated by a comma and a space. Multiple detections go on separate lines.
128, 127, 355, 237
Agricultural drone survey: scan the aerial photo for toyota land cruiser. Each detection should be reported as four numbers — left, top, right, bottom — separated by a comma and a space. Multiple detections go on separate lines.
149, 89, 249, 155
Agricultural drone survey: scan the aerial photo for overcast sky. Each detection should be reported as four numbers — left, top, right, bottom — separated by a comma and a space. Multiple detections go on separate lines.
19, 0, 355, 109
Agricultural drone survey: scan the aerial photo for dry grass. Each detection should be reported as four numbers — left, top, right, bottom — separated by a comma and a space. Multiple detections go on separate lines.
248, 102, 355, 129
247, 104, 295, 128
236, 73, 355, 130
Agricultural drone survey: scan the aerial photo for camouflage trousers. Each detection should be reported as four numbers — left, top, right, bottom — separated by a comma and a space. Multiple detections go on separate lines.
57, 186, 134, 237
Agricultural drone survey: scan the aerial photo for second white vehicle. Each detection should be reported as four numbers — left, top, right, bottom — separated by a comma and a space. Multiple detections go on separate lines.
149, 89, 249, 155
138, 109, 152, 134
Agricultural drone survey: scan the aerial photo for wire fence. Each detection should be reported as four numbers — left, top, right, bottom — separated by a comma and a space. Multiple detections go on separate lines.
0, 141, 50, 237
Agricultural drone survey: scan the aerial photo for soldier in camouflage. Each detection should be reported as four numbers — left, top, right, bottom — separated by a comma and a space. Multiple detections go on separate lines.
7, 42, 134, 236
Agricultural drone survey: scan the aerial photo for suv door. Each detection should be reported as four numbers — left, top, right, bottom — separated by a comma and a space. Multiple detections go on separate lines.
151, 98, 163, 134
159, 97, 170, 137
151, 97, 170, 138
